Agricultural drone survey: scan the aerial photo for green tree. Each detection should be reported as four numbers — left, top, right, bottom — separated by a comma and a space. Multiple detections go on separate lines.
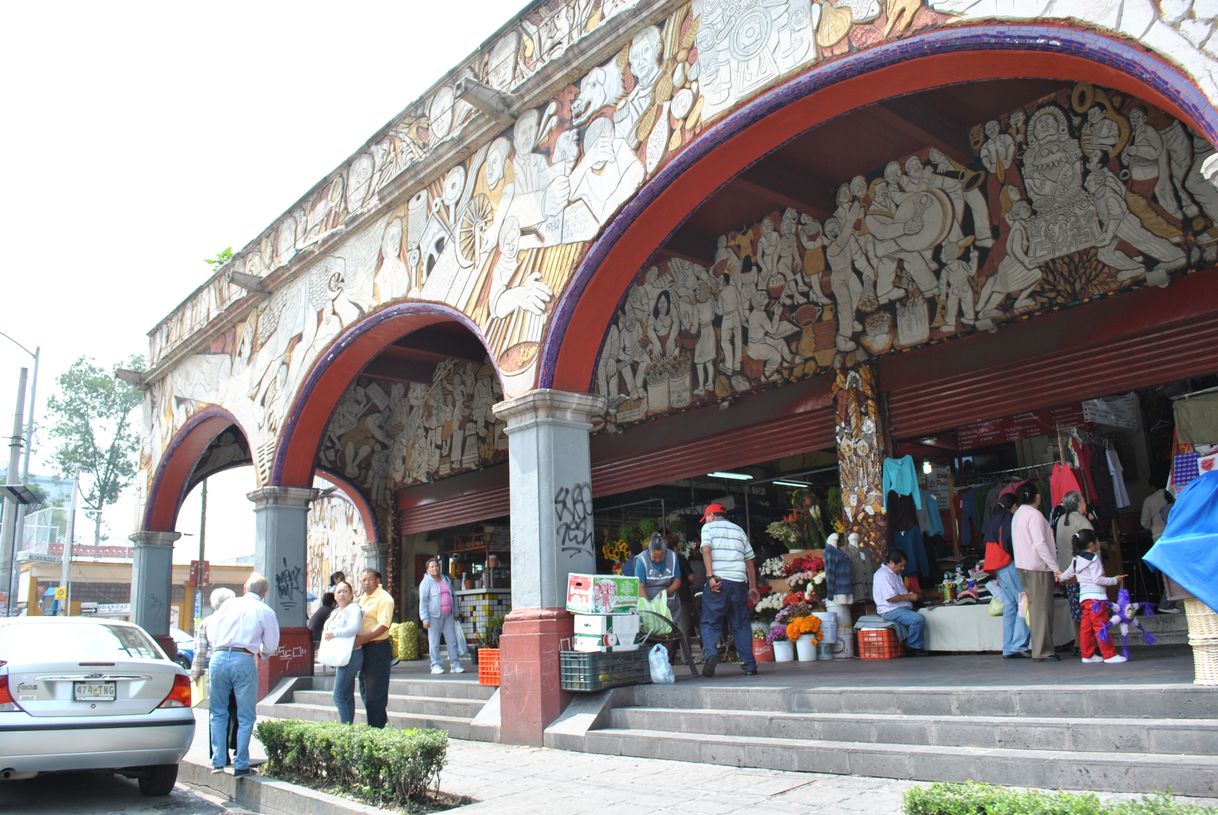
45, 355, 145, 545
205, 247, 233, 271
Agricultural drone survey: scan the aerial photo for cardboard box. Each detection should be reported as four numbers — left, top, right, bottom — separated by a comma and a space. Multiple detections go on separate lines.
565, 574, 640, 614
572, 633, 640, 652
573, 613, 641, 637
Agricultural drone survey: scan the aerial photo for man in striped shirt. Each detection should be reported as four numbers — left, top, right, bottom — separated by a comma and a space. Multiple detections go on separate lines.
699, 503, 760, 677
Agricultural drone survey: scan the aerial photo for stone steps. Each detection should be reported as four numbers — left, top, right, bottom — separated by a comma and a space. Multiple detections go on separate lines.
581, 727, 1218, 796
607, 706, 1218, 755
290, 689, 487, 718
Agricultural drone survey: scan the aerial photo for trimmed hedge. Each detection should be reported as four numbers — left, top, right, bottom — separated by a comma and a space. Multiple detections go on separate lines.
256, 719, 446, 806
905, 782, 1217, 815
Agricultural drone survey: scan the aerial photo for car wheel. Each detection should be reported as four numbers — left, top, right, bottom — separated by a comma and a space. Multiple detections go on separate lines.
138, 763, 178, 796
173, 655, 191, 671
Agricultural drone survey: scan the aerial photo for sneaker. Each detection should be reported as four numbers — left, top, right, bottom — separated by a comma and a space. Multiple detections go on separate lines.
233, 768, 255, 779
1104, 654, 1129, 664
210, 767, 224, 775
430, 665, 444, 675
1082, 655, 1105, 663
743, 668, 758, 676
450, 664, 465, 674
702, 654, 720, 678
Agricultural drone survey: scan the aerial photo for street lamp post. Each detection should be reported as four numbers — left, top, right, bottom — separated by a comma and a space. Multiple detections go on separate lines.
1, 369, 27, 615
0, 331, 38, 616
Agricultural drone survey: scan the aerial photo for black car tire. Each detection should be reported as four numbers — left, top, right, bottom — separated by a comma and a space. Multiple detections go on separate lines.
138, 763, 179, 796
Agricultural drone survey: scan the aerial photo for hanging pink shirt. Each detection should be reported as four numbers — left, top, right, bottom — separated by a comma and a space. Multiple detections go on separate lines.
439, 579, 453, 617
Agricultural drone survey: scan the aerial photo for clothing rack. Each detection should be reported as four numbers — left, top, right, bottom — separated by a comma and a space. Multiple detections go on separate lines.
953, 461, 1053, 491
1170, 384, 1218, 401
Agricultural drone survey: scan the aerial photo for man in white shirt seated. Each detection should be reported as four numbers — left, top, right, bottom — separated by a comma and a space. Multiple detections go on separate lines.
872, 549, 929, 656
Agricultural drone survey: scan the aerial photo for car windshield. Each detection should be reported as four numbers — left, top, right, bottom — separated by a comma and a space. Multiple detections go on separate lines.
0, 623, 163, 662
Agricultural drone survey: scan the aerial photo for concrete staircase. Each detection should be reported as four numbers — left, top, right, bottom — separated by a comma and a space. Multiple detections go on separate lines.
569, 680, 1218, 797
259, 673, 496, 739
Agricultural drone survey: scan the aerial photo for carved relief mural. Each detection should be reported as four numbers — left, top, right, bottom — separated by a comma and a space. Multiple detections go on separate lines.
306, 493, 366, 602
316, 362, 507, 507
140, 0, 1218, 516
593, 82, 1214, 427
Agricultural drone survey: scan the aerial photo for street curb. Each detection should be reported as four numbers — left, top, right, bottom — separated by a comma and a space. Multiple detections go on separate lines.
180, 756, 389, 815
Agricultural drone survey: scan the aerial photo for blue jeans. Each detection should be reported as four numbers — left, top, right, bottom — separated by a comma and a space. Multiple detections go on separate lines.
209, 651, 258, 771
359, 639, 392, 728
881, 607, 926, 650
427, 615, 460, 670
994, 562, 1031, 655
699, 579, 756, 671
332, 646, 364, 724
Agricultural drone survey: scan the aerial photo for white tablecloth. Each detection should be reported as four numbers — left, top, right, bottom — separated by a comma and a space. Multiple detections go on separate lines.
921, 598, 1073, 652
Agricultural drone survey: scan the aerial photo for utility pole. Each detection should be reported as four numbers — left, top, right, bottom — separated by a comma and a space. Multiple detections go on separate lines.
60, 474, 79, 615
194, 478, 207, 626
1, 368, 28, 616
13, 346, 38, 604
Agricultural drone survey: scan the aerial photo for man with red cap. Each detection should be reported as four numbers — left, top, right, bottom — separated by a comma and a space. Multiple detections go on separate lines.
698, 503, 760, 676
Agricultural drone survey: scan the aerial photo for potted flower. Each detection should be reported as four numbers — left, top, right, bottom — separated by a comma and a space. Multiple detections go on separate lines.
776, 602, 822, 661
477, 614, 506, 687
766, 620, 793, 661
751, 622, 775, 663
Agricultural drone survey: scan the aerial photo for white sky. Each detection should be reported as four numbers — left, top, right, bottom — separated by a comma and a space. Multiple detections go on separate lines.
0, 0, 522, 563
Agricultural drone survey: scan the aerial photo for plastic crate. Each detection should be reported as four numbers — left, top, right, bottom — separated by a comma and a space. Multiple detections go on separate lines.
559, 649, 648, 692
857, 628, 903, 659
478, 648, 501, 687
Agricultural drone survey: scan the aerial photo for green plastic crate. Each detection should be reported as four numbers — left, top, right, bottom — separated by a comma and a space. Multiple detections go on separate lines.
559, 649, 649, 692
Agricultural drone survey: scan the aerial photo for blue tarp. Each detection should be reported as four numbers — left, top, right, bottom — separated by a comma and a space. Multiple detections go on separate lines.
1144, 470, 1218, 613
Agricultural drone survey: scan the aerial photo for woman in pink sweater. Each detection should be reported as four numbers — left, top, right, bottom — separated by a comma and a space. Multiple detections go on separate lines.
1061, 529, 1127, 664
1011, 483, 1060, 661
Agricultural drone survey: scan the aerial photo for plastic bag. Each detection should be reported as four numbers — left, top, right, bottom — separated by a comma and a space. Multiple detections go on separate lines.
648, 643, 675, 684
637, 590, 672, 635
987, 596, 1004, 617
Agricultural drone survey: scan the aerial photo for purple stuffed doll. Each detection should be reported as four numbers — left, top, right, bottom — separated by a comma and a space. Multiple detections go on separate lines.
1097, 587, 1159, 658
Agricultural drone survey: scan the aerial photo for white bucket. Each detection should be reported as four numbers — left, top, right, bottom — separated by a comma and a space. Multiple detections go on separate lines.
773, 640, 795, 662
795, 634, 818, 661
814, 612, 838, 658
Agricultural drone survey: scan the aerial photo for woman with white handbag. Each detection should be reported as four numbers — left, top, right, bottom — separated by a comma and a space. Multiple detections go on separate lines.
321, 580, 364, 723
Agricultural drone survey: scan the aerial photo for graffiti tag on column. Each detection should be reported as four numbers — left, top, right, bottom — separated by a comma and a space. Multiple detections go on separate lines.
275, 558, 304, 612
145, 592, 165, 622
554, 481, 593, 558
275, 644, 309, 663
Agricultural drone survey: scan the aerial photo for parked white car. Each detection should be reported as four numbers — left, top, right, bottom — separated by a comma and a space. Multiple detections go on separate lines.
0, 617, 195, 795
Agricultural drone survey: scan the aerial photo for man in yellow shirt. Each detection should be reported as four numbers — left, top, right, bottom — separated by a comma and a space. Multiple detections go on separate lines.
355, 569, 395, 728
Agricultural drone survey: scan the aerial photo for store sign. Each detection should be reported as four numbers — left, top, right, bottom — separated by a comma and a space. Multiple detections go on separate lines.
956, 404, 1084, 449
96, 603, 130, 616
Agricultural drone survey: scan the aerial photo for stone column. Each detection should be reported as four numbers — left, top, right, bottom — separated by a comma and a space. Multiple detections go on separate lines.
491, 389, 605, 746
833, 364, 888, 562
248, 486, 320, 695
361, 542, 384, 575
129, 530, 181, 656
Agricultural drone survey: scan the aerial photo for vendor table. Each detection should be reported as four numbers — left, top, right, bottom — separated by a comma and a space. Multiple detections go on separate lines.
921, 598, 1074, 653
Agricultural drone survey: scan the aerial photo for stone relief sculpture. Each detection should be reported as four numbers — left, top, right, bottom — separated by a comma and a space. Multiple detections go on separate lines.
306, 494, 366, 601
593, 83, 1213, 429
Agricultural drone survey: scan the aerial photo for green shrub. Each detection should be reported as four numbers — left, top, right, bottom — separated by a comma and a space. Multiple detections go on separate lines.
904, 783, 1216, 815
256, 719, 447, 805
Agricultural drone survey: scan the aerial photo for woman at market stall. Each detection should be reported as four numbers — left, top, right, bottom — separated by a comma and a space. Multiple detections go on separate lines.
322, 580, 364, 724
1013, 483, 1061, 662
1054, 490, 1094, 656
419, 558, 465, 675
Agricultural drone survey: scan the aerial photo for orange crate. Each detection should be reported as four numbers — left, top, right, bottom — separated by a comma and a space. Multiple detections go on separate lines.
857, 628, 902, 659
478, 647, 501, 686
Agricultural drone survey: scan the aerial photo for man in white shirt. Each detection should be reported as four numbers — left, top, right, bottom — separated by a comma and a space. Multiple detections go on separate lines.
872, 550, 929, 656
1141, 473, 1182, 613
206, 573, 280, 777
699, 503, 759, 677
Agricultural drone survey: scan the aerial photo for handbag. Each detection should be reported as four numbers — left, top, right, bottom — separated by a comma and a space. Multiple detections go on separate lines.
318, 635, 355, 667
982, 525, 1013, 572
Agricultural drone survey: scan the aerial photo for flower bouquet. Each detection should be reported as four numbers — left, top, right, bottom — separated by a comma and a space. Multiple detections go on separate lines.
752, 591, 786, 618
766, 619, 794, 661
759, 557, 786, 578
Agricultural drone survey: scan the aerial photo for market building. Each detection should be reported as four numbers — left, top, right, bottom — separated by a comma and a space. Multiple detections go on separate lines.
134, 0, 1218, 746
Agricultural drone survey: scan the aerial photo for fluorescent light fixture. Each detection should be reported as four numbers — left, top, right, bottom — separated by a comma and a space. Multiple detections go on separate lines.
707, 471, 754, 481
922, 460, 933, 475
773, 480, 810, 488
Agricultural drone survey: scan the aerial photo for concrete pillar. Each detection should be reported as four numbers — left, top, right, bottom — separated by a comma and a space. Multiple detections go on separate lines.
361, 542, 384, 575
833, 364, 889, 562
129, 530, 181, 655
491, 389, 605, 745
248, 486, 319, 694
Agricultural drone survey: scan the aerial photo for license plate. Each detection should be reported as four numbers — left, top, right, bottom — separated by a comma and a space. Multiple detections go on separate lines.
74, 681, 116, 702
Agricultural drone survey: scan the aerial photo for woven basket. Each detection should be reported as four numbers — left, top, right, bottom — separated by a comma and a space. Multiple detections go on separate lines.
1184, 598, 1218, 686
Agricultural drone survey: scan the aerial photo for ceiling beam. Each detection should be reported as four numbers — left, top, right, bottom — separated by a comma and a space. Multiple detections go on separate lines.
868, 102, 974, 168
389, 334, 485, 363
728, 160, 832, 219
361, 356, 438, 385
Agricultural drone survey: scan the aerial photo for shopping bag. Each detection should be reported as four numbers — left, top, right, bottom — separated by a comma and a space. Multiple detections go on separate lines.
318, 635, 355, 667
191, 674, 209, 708
648, 643, 675, 684
637, 590, 672, 635
987, 596, 1004, 617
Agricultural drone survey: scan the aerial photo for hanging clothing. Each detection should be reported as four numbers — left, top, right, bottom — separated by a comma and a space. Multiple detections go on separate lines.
1173, 392, 1218, 445
823, 544, 854, 597
959, 489, 978, 549
1071, 438, 1100, 503
883, 456, 922, 510
1088, 442, 1117, 520
1105, 447, 1130, 508
886, 491, 919, 534
922, 492, 945, 537
891, 526, 929, 577
1049, 463, 1083, 507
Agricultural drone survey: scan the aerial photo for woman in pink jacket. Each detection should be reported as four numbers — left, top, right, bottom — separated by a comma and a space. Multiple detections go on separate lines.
1012, 483, 1061, 661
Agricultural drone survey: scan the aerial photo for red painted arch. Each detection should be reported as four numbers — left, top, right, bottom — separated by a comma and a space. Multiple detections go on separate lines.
273, 302, 500, 488
143, 408, 249, 532
540, 23, 1218, 394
